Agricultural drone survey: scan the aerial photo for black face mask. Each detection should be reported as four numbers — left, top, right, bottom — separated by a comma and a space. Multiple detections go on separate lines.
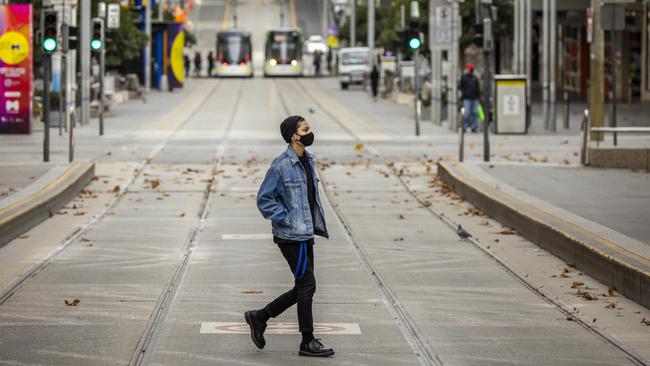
298, 132, 314, 146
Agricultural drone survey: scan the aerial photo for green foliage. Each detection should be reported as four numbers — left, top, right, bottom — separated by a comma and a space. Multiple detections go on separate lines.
337, 0, 512, 51
460, 0, 513, 48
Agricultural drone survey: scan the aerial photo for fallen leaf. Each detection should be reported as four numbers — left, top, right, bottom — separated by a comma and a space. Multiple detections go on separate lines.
607, 288, 619, 297
497, 228, 517, 235
178, 212, 186, 218
398, 214, 405, 220
571, 281, 584, 289
641, 318, 650, 326
64, 299, 81, 306
241, 289, 264, 294
112, 185, 121, 194
18, 235, 29, 239
150, 179, 161, 189
354, 143, 364, 152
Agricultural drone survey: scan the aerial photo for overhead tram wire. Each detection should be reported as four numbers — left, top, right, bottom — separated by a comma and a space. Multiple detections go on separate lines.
0, 80, 225, 307
129, 79, 245, 366
288, 78, 650, 366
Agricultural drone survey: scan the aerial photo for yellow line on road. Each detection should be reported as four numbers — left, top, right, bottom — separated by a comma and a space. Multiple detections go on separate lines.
222, 0, 231, 29
290, 0, 297, 27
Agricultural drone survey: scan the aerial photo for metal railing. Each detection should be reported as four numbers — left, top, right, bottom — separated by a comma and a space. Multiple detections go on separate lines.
580, 109, 650, 165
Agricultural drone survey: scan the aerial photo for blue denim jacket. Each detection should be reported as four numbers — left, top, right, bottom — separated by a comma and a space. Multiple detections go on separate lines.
257, 146, 329, 241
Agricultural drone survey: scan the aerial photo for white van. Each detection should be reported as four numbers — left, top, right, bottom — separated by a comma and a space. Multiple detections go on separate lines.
338, 47, 370, 89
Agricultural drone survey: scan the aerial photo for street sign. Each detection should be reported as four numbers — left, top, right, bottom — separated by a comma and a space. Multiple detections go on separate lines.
432, 5, 452, 50
107, 4, 120, 29
97, 2, 106, 18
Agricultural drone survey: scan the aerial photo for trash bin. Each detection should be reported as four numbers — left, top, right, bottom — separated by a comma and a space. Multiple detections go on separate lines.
494, 75, 528, 134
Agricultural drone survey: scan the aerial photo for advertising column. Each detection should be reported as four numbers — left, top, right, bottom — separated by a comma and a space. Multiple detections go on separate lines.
0, 4, 32, 134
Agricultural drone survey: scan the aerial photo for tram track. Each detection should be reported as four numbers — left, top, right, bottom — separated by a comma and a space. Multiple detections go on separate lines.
281, 77, 649, 366
0, 81, 224, 308
129, 79, 244, 366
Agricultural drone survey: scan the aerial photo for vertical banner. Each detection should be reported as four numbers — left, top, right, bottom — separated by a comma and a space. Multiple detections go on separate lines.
0, 4, 32, 134
167, 23, 185, 89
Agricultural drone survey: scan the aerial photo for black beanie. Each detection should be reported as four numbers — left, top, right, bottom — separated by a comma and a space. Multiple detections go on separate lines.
280, 115, 304, 143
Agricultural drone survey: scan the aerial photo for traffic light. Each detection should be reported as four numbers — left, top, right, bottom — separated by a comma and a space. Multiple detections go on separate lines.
407, 29, 421, 50
42, 10, 58, 54
472, 23, 484, 47
91, 18, 104, 52
62, 25, 78, 53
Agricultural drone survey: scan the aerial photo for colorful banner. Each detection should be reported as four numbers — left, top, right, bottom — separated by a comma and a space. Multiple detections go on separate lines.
0, 4, 32, 134
167, 24, 184, 89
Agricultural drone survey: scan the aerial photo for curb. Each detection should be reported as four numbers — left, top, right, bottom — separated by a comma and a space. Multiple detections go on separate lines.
437, 161, 650, 309
0, 162, 95, 249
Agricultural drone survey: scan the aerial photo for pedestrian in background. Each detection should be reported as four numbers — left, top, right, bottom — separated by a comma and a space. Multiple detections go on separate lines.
370, 64, 380, 102
183, 52, 191, 78
460, 63, 481, 133
194, 51, 202, 77
207, 51, 215, 77
313, 51, 322, 77
245, 115, 334, 358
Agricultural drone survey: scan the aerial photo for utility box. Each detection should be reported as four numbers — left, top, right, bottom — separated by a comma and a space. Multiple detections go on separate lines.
494, 75, 528, 134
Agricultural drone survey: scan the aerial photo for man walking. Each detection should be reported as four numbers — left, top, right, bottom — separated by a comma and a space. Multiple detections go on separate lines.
245, 116, 334, 358
460, 63, 481, 133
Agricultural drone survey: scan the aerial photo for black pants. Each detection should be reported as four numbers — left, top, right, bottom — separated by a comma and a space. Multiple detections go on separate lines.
263, 241, 315, 333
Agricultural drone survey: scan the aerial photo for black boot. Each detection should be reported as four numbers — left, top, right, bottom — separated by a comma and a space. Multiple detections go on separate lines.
299, 338, 335, 357
244, 310, 267, 349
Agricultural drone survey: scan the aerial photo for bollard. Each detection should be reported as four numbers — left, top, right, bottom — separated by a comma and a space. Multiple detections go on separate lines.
458, 107, 465, 162
580, 109, 590, 166
563, 91, 570, 129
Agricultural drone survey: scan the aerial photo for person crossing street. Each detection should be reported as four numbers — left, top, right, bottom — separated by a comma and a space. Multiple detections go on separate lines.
245, 115, 334, 358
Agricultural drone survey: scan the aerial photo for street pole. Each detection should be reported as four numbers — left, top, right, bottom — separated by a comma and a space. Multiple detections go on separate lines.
513, 0, 519, 73
483, 15, 492, 162
590, 0, 605, 141
429, 0, 441, 126
449, 1, 459, 131
280, 0, 285, 26
367, 0, 374, 66
350, 0, 356, 46
550, 0, 557, 132
322, 0, 328, 39
415, 50, 421, 136
233, 0, 238, 27
144, 0, 151, 90
44, 56, 51, 162
80, 0, 90, 125
610, 9, 618, 146
542, 0, 549, 130
526, 0, 532, 114
99, 32, 105, 136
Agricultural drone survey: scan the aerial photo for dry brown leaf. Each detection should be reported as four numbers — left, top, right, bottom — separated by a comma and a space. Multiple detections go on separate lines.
112, 185, 121, 194
65, 299, 81, 306
241, 289, 264, 294
150, 179, 161, 189
178, 212, 186, 218
570, 281, 584, 289
497, 228, 517, 235
354, 143, 364, 152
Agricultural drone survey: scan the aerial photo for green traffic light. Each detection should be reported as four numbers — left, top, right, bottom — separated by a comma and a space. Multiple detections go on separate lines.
409, 38, 421, 49
43, 38, 57, 52
91, 39, 103, 51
